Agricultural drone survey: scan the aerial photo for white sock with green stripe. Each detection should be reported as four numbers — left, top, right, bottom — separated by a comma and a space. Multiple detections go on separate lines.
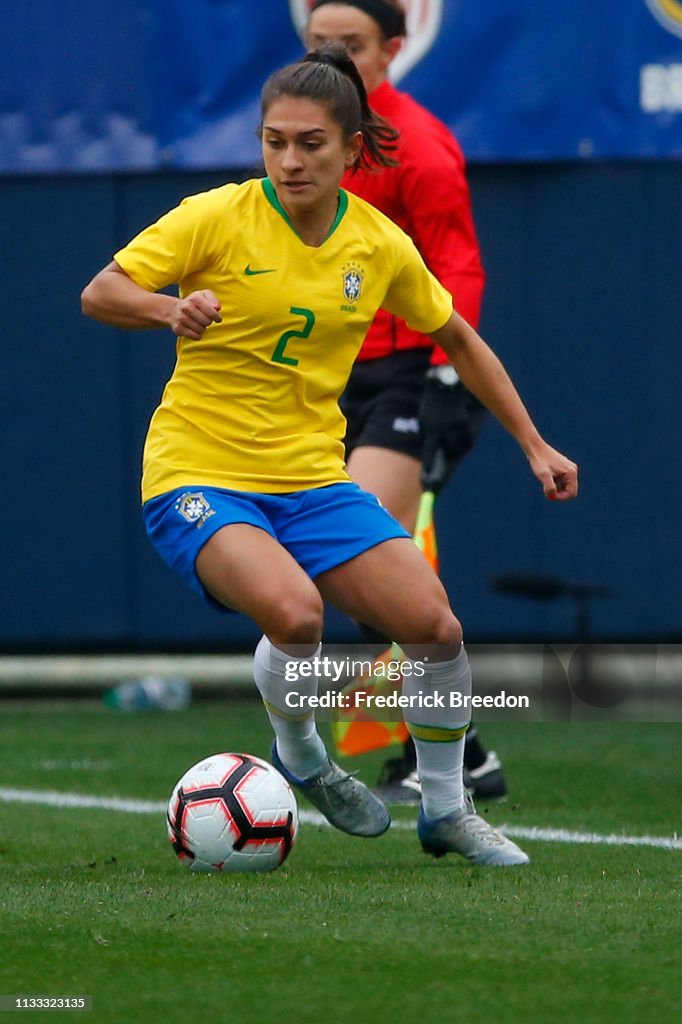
404, 646, 472, 820
253, 635, 328, 780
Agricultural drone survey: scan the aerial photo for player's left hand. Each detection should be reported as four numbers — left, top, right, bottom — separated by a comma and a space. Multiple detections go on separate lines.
526, 443, 579, 501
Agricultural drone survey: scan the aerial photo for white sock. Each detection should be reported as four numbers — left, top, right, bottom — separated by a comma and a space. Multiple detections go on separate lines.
403, 646, 472, 819
253, 635, 328, 780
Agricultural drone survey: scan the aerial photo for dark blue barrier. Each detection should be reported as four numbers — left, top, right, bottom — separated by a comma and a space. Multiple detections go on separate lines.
1, 163, 680, 647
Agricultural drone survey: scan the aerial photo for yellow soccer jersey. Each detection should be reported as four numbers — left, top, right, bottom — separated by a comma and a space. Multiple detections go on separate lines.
114, 177, 453, 501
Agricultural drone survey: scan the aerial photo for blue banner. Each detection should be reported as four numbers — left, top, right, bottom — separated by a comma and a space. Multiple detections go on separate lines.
2, 1, 681, 172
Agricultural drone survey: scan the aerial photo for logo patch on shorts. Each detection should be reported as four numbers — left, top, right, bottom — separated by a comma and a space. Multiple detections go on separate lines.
392, 416, 420, 434
175, 491, 216, 527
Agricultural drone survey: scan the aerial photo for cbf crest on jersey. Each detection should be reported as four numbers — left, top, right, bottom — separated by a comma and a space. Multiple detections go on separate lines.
342, 262, 364, 304
289, 1, 443, 82
645, 0, 682, 37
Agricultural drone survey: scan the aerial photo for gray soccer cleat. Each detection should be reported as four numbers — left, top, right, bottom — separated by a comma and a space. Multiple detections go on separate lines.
272, 743, 391, 838
418, 794, 529, 866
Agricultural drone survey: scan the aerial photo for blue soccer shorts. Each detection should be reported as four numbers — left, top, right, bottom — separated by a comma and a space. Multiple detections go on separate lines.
143, 482, 409, 609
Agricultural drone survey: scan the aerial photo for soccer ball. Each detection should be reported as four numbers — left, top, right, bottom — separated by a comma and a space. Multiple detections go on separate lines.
167, 752, 299, 873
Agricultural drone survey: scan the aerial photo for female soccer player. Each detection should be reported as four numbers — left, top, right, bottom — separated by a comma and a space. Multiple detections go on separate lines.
82, 45, 578, 866
305, 0, 502, 802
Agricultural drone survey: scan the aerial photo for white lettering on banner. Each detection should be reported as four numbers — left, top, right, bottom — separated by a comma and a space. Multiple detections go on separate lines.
640, 64, 682, 112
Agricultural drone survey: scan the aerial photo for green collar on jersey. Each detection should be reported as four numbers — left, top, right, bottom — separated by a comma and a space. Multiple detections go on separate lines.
261, 178, 348, 244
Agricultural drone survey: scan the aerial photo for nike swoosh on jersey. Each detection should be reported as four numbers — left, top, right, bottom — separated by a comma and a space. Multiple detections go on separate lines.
245, 264, 277, 275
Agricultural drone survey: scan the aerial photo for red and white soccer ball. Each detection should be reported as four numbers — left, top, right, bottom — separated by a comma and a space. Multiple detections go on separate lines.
167, 752, 299, 873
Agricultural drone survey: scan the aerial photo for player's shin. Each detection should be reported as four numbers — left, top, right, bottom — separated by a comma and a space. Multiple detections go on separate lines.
403, 646, 472, 819
253, 635, 328, 779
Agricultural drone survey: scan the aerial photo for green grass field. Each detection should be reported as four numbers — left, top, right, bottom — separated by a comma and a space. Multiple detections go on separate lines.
1, 700, 680, 1024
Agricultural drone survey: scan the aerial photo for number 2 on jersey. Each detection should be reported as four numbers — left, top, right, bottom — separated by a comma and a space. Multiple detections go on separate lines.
271, 307, 315, 367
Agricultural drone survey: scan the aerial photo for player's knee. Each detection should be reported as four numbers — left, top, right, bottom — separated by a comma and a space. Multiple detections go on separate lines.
266, 589, 324, 647
426, 605, 463, 648
405, 598, 464, 647
403, 603, 463, 659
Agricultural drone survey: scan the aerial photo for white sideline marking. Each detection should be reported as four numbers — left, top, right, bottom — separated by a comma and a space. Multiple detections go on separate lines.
0, 787, 166, 815
499, 824, 682, 851
1, 786, 680, 852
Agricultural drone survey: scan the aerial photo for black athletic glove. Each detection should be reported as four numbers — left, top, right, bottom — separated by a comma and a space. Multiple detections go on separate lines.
419, 365, 487, 494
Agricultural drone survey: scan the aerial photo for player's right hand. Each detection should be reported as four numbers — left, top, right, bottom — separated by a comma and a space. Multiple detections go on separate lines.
169, 290, 222, 339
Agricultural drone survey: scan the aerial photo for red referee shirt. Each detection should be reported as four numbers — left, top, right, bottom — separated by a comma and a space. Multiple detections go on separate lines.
342, 81, 485, 365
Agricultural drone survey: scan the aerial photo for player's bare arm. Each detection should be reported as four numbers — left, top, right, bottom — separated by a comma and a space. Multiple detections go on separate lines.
81, 261, 222, 340
430, 310, 578, 501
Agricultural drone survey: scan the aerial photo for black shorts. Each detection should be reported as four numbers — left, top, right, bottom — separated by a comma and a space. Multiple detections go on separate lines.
342, 349, 431, 460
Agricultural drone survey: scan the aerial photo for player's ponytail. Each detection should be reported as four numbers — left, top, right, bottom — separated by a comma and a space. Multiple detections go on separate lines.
260, 44, 399, 171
